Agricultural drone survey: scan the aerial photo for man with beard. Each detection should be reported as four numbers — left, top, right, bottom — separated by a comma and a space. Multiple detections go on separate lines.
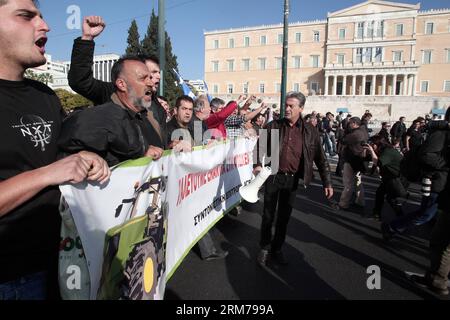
58, 56, 164, 164
68, 16, 167, 147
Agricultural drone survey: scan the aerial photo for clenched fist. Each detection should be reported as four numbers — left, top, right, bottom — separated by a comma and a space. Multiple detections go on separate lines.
82, 16, 106, 41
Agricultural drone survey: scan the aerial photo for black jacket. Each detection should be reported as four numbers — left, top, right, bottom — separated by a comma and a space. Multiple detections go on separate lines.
68, 37, 167, 147
166, 117, 194, 146
342, 126, 369, 172
264, 118, 332, 188
419, 129, 450, 193
378, 128, 390, 142
390, 121, 406, 139
58, 99, 163, 167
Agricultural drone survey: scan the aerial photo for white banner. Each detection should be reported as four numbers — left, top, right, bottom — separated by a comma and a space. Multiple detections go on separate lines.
59, 138, 255, 300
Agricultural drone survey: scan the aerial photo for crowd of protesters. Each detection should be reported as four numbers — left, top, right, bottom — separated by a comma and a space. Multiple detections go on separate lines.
1, 1, 449, 301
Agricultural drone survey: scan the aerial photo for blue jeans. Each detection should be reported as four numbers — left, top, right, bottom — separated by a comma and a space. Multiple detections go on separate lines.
390, 193, 439, 233
322, 133, 333, 155
0, 271, 47, 300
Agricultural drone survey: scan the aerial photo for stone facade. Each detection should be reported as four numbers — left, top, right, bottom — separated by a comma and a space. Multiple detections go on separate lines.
204, 0, 450, 118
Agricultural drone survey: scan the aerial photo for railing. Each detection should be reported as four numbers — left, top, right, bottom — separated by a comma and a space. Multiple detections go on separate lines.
326, 61, 418, 68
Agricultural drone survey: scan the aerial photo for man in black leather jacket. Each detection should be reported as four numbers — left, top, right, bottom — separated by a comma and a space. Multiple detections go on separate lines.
68, 16, 167, 148
59, 57, 164, 166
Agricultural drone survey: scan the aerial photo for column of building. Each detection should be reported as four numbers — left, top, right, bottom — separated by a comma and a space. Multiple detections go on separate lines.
323, 72, 417, 96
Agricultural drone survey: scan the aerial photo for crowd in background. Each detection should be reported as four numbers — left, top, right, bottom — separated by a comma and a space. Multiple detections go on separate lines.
1, 2, 449, 301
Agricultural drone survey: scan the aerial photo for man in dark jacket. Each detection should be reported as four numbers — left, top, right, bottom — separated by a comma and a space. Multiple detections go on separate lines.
68, 16, 167, 148
377, 122, 391, 142
382, 109, 450, 241
390, 117, 407, 148
410, 108, 450, 295
370, 136, 407, 221
166, 95, 195, 149
166, 95, 228, 261
59, 57, 164, 166
258, 92, 333, 266
338, 117, 369, 210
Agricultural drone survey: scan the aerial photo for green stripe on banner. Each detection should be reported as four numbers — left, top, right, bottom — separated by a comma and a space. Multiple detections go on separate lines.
115, 157, 153, 168
112, 138, 239, 169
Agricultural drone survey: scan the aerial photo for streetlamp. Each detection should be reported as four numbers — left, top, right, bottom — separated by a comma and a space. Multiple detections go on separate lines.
158, 0, 166, 97
280, 0, 290, 118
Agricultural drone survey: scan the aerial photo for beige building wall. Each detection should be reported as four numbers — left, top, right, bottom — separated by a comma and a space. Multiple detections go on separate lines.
416, 11, 450, 97
204, 0, 450, 111
205, 20, 327, 101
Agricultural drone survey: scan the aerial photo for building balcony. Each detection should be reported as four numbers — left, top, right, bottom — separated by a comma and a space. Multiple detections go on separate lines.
326, 60, 419, 70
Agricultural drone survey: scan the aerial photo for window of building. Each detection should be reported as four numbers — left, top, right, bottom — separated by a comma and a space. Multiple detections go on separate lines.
295, 32, 302, 43
337, 54, 345, 65
242, 59, 250, 71
421, 80, 429, 93
446, 49, 450, 63
259, 58, 266, 70
396, 24, 404, 36
357, 22, 364, 39
278, 34, 283, 44
259, 83, 265, 94
244, 36, 250, 47
228, 84, 234, 94
275, 57, 282, 70
243, 83, 249, 94
313, 31, 320, 42
374, 47, 383, 62
311, 55, 319, 68
213, 39, 219, 49
310, 82, 319, 94
227, 59, 234, 72
339, 28, 346, 40
212, 61, 219, 72
377, 20, 385, 37
393, 51, 403, 62
275, 83, 281, 93
293, 83, 300, 92
260, 35, 267, 45
425, 22, 434, 35
213, 84, 219, 94
293, 56, 301, 69
422, 50, 432, 64
444, 80, 450, 92
365, 47, 373, 62
367, 21, 375, 37
356, 48, 363, 63
228, 38, 234, 49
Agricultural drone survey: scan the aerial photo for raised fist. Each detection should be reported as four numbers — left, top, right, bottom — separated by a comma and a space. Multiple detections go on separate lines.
82, 16, 106, 41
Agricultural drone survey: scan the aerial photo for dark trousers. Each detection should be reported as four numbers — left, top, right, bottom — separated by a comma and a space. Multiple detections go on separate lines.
390, 193, 439, 233
260, 174, 297, 252
374, 182, 404, 218
197, 231, 217, 259
428, 210, 450, 288
335, 154, 344, 175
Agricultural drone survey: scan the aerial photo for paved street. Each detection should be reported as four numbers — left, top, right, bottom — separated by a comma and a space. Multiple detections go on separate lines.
165, 158, 449, 300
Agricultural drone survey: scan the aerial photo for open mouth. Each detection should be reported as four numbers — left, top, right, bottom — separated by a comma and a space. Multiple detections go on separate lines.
35, 37, 47, 52
145, 90, 152, 96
